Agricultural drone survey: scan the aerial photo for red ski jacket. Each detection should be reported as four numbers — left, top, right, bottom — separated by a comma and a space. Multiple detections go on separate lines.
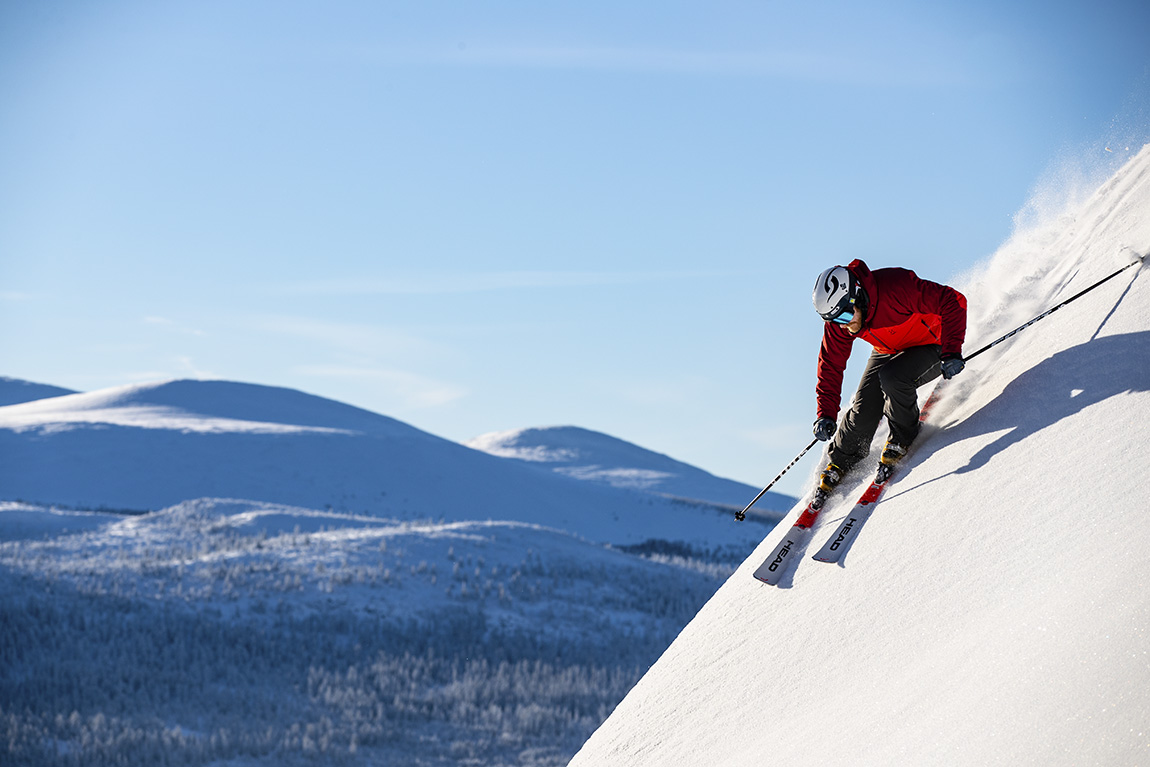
816, 259, 967, 420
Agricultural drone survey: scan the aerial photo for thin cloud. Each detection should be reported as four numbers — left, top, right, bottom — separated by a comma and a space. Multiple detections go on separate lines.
1, 291, 39, 302
295, 365, 466, 408
595, 375, 713, 408
173, 356, 216, 380
144, 316, 207, 337
270, 269, 754, 297
253, 315, 443, 358
335, 41, 1021, 88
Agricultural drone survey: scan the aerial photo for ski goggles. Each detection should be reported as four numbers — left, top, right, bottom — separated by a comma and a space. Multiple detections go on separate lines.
826, 304, 856, 324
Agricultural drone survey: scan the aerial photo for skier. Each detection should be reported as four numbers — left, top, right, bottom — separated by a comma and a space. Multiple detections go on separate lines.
810, 260, 967, 502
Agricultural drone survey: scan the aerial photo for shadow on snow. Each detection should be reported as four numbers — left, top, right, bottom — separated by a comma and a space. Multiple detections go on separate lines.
948, 330, 1150, 476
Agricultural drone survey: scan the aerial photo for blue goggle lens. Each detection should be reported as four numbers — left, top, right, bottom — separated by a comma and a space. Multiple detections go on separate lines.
829, 306, 855, 324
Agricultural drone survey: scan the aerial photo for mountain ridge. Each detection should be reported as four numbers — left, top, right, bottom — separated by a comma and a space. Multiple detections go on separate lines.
468, 424, 791, 512
0, 376, 787, 551
0, 376, 77, 407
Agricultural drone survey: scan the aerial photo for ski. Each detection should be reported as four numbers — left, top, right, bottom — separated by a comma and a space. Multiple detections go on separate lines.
754, 382, 945, 586
751, 500, 823, 586
812, 383, 945, 564
810, 477, 885, 563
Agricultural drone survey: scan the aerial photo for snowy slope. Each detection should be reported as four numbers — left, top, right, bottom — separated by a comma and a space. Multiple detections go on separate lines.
570, 144, 1150, 767
467, 425, 792, 512
0, 379, 777, 551
0, 501, 119, 541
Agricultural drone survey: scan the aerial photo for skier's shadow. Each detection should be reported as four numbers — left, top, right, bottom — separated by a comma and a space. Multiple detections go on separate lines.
944, 330, 1150, 476
822, 329, 1149, 568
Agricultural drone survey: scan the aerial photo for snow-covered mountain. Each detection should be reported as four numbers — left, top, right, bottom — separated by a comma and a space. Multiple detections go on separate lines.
570, 145, 1150, 766
467, 425, 791, 512
0, 378, 780, 764
0, 379, 783, 553
0, 376, 76, 407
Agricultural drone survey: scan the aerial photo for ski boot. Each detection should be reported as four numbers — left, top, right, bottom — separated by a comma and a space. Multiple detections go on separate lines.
875, 440, 908, 483
812, 462, 846, 509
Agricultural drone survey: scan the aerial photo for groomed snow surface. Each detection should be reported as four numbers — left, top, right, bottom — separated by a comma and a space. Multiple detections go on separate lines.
571, 145, 1150, 767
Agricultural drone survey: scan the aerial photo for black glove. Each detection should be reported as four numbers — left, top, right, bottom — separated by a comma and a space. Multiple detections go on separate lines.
940, 353, 965, 380
813, 417, 836, 442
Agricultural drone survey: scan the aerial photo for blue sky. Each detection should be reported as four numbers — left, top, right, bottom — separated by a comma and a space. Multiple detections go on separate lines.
2, 0, 1148, 495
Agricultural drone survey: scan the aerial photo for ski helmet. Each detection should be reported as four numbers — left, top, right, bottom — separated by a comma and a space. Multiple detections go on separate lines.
813, 266, 862, 323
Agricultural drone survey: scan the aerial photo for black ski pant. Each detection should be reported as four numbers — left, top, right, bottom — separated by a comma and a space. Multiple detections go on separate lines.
827, 344, 942, 471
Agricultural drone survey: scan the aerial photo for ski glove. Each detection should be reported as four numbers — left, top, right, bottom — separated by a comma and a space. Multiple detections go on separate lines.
813, 417, 836, 442
940, 353, 965, 380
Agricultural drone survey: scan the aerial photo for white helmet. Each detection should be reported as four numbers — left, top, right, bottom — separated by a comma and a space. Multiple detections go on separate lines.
812, 266, 860, 322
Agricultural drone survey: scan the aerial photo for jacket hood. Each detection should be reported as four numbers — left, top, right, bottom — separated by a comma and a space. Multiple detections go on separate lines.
845, 259, 878, 326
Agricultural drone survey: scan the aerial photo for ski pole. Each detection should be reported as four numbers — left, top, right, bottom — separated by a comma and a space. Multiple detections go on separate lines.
735, 252, 1142, 523
965, 254, 1144, 362
735, 438, 818, 521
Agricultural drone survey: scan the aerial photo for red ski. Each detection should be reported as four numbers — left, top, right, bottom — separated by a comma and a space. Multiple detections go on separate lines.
810, 476, 888, 564
751, 497, 824, 586
753, 383, 943, 586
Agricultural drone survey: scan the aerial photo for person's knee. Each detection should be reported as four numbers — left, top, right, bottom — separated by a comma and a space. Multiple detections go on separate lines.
877, 364, 910, 396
